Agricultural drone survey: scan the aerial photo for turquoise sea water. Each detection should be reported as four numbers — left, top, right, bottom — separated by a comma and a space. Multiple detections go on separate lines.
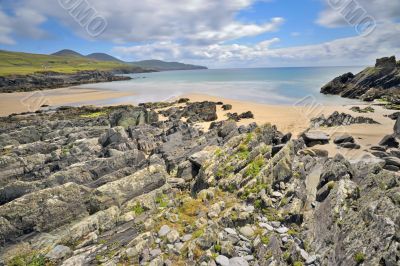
77, 67, 364, 106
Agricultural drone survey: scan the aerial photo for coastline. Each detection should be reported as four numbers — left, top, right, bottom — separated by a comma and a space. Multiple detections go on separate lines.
0, 88, 395, 160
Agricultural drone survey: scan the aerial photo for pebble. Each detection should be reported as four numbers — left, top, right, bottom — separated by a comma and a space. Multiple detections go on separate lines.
182, 234, 192, 242
158, 225, 171, 237
215, 255, 230, 266
229, 257, 249, 266
166, 229, 180, 243
270, 221, 281, 228
224, 228, 237, 235
150, 249, 162, 258
259, 222, 273, 231
239, 225, 255, 238
275, 227, 289, 234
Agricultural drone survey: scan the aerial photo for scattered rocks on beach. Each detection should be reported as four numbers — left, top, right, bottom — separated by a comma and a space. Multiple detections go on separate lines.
310, 111, 379, 128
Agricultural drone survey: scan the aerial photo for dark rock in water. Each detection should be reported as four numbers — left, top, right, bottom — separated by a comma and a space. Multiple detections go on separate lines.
302, 131, 330, 147
320, 56, 400, 103
222, 104, 233, 111
334, 134, 354, 144
379, 135, 399, 148
311, 111, 379, 128
338, 142, 361, 149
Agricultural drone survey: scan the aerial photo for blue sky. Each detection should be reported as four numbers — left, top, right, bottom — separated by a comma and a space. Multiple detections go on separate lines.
0, 0, 399, 67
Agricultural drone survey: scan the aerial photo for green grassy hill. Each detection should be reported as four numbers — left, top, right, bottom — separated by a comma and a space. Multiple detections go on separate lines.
0, 50, 144, 76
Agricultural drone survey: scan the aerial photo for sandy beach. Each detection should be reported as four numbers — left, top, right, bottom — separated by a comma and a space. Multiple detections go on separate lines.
0, 87, 135, 116
182, 93, 395, 159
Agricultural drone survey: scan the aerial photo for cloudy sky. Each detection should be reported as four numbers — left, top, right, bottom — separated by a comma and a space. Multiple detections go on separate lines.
0, 0, 399, 68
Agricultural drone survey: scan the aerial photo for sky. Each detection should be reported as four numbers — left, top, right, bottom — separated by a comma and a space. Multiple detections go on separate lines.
0, 0, 399, 68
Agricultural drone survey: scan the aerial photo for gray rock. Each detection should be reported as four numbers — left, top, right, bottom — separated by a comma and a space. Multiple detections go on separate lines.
46, 245, 72, 260
302, 131, 330, 147
224, 228, 237, 235
384, 157, 400, 167
334, 134, 354, 144
379, 135, 399, 148
215, 255, 230, 266
275, 227, 289, 234
229, 257, 249, 266
239, 225, 255, 238
166, 229, 180, 243
158, 225, 171, 237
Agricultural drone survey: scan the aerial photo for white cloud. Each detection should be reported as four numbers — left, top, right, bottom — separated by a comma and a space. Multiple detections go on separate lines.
2, 0, 282, 44
317, 0, 400, 28
0, 7, 47, 45
113, 22, 400, 67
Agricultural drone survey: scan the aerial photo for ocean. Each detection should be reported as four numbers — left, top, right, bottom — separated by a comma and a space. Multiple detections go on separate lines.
77, 66, 364, 106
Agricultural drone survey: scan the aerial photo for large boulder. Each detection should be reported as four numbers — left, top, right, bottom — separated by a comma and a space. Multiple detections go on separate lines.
89, 164, 167, 212
109, 106, 158, 129
302, 131, 330, 147
0, 183, 91, 243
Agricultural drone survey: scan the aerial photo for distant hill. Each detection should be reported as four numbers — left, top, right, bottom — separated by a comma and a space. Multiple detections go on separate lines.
131, 59, 207, 71
86, 53, 123, 63
51, 49, 84, 57
0, 50, 149, 76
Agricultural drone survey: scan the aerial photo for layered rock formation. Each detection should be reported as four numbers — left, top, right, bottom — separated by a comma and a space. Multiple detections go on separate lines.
0, 101, 398, 266
321, 56, 400, 104
0, 71, 133, 93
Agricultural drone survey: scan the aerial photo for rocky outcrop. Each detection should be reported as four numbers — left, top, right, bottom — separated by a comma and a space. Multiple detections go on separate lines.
321, 56, 400, 103
0, 70, 132, 93
0, 103, 398, 266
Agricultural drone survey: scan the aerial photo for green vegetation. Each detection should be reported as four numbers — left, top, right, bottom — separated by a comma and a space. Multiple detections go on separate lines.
7, 252, 47, 266
214, 244, 222, 253
192, 228, 205, 238
244, 157, 264, 178
354, 252, 365, 264
155, 194, 169, 208
327, 181, 335, 190
293, 261, 304, 266
80, 111, 108, 119
132, 202, 145, 215
261, 235, 270, 245
0, 50, 141, 76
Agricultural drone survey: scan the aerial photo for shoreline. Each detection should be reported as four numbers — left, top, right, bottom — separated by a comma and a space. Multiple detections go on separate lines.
0, 87, 135, 116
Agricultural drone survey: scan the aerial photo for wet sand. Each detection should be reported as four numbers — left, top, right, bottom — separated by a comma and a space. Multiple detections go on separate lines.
0, 87, 135, 116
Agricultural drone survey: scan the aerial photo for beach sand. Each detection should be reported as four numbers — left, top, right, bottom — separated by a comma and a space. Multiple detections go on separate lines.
182, 93, 395, 159
0, 87, 135, 116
